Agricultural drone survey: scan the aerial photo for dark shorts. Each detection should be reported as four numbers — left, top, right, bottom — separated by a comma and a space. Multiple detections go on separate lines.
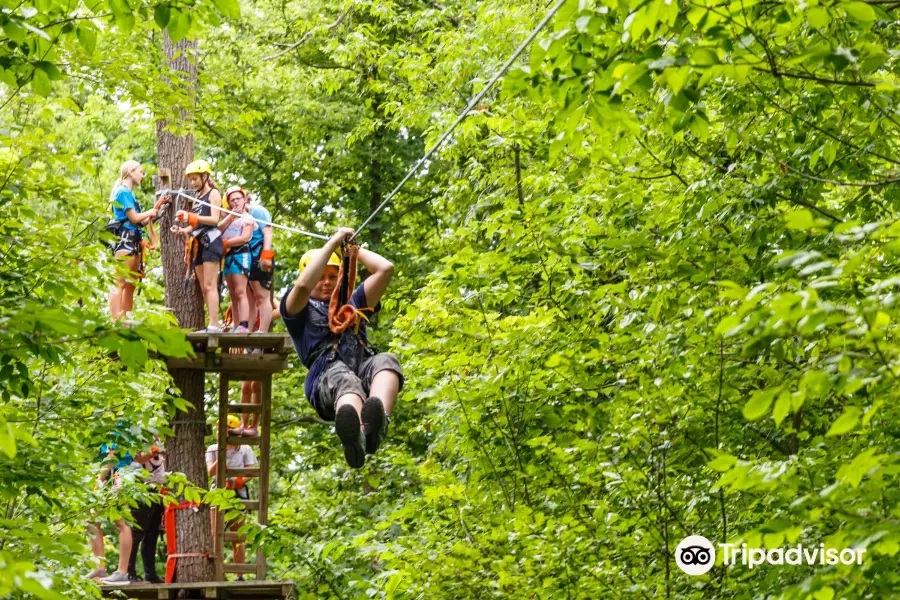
249, 258, 273, 290
195, 236, 224, 265
112, 230, 141, 256
314, 353, 404, 421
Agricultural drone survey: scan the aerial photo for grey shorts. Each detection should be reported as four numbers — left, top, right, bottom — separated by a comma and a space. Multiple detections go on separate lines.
315, 353, 404, 421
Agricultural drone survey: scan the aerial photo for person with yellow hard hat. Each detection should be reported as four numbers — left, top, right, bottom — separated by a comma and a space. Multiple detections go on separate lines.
281, 227, 403, 469
206, 416, 257, 570
172, 160, 224, 332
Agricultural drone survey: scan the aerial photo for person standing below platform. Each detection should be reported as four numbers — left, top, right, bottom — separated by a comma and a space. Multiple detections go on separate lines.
206, 418, 258, 571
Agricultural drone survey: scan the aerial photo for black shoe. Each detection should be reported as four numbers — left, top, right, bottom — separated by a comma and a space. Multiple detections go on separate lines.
145, 575, 163, 584
127, 574, 143, 584
335, 405, 366, 469
361, 396, 386, 455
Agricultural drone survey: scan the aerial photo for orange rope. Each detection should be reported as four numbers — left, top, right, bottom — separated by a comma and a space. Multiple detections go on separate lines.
329, 243, 360, 334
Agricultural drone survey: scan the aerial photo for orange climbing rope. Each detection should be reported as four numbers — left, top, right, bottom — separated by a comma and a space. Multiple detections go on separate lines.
328, 243, 360, 334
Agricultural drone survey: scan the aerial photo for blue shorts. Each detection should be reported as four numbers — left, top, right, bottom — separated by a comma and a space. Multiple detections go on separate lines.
224, 251, 252, 277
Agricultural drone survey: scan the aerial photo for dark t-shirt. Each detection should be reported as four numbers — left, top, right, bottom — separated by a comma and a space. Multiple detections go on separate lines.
281, 283, 381, 410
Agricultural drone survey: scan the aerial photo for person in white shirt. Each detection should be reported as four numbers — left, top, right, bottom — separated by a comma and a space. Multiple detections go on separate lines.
206, 418, 258, 570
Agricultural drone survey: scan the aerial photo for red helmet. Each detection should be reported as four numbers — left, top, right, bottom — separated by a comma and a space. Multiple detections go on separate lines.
224, 186, 248, 209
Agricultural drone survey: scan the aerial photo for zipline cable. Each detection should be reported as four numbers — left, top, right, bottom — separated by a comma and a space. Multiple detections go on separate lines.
351, 0, 566, 241
157, 188, 330, 240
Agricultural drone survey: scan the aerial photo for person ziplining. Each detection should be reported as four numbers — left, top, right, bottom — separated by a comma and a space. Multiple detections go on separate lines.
281, 228, 403, 469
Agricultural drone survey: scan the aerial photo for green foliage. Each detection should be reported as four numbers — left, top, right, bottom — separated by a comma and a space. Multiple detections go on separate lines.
4, 0, 900, 598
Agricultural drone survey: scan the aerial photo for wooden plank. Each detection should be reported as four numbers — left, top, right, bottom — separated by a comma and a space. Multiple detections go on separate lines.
257, 375, 273, 580
240, 500, 259, 511
215, 374, 229, 583
226, 436, 261, 446
227, 403, 262, 414
224, 531, 246, 542
101, 581, 293, 599
226, 467, 260, 478
185, 332, 290, 350
223, 563, 257, 574
166, 354, 289, 374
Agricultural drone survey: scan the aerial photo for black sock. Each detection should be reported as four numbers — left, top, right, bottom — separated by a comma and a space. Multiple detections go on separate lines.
239, 321, 248, 328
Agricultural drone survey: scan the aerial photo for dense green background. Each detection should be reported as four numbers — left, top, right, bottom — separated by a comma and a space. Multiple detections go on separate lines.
2, 0, 900, 598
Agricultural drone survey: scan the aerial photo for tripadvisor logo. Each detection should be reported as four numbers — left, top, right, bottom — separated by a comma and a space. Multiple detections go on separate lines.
675, 535, 866, 576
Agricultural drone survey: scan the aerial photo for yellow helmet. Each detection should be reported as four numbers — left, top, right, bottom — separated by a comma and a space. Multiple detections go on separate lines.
300, 249, 341, 273
215, 414, 241, 429
185, 159, 212, 176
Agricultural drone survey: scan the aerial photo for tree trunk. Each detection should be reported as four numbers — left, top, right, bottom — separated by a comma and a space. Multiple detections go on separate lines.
156, 31, 215, 586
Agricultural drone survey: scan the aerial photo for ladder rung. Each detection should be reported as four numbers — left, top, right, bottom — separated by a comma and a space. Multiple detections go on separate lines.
224, 531, 247, 542
241, 500, 259, 511
226, 403, 263, 414
227, 467, 260, 478
223, 563, 257, 574
226, 435, 262, 446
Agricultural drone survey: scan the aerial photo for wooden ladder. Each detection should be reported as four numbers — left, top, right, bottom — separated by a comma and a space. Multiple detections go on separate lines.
214, 373, 273, 581
175, 332, 291, 583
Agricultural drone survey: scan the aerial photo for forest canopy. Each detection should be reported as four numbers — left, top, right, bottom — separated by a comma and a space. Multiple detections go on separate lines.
1, 0, 900, 598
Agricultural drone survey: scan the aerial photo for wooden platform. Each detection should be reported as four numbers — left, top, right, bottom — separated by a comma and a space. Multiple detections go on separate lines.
166, 333, 293, 375
185, 332, 291, 352
99, 579, 293, 599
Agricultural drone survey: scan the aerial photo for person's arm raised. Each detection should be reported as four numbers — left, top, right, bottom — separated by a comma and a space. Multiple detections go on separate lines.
283, 227, 354, 317
358, 247, 394, 308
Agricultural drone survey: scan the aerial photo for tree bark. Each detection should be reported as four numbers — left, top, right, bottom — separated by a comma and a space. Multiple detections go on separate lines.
156, 31, 215, 586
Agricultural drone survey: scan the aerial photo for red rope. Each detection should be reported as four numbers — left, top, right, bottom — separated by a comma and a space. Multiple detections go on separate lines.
164, 501, 212, 584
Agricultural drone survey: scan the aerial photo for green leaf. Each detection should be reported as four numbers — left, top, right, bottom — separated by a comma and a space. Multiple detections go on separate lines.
665, 66, 691, 95
3, 19, 26, 44
110, 0, 132, 18
691, 48, 719, 66
807, 7, 830, 29
826, 406, 861, 436
214, 0, 241, 20
707, 454, 737, 472
36, 61, 62, 81
31, 68, 52, 97
0, 417, 16, 458
743, 388, 777, 421
167, 8, 190, 44
155, 3, 171, 29
845, 2, 876, 22
773, 390, 791, 426
76, 25, 97, 54
785, 209, 815, 230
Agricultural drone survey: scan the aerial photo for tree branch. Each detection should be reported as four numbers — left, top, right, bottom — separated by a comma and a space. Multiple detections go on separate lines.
263, 8, 351, 62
